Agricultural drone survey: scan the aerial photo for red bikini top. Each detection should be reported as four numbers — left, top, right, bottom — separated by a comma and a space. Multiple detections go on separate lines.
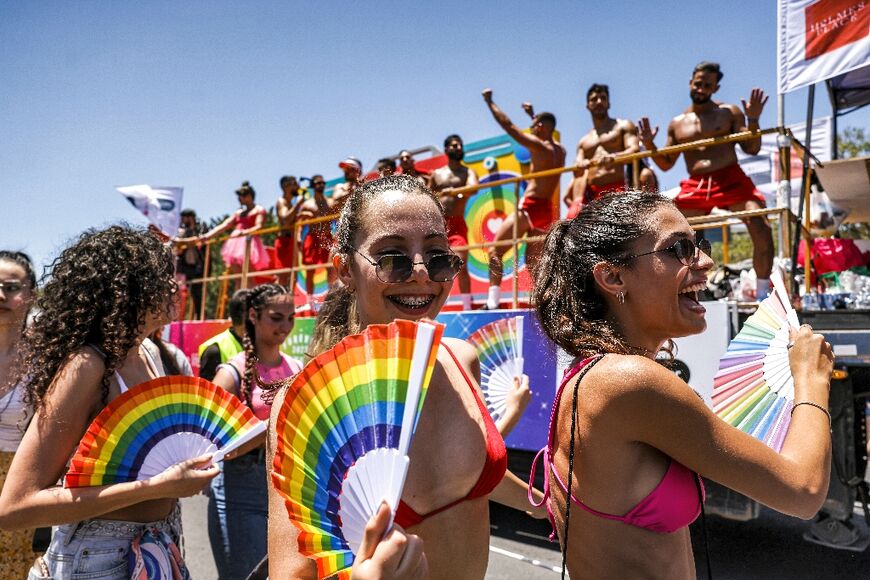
394, 343, 508, 528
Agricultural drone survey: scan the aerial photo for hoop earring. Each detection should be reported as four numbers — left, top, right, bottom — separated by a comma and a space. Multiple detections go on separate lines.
617, 291, 625, 305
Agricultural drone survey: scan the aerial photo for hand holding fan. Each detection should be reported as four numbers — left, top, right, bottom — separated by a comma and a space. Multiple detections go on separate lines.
467, 315, 524, 423
64, 375, 265, 488
271, 319, 444, 579
712, 273, 800, 451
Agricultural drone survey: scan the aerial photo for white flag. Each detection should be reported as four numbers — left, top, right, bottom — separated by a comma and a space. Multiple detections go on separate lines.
777, 0, 870, 94
117, 185, 183, 237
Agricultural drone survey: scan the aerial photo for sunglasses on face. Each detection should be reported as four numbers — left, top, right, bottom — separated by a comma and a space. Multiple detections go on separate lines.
626, 237, 712, 266
351, 247, 464, 283
0, 280, 26, 294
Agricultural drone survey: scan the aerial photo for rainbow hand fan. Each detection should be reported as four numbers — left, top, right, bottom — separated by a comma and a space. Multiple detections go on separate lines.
467, 316, 524, 423
64, 375, 265, 487
271, 319, 444, 580
712, 273, 800, 451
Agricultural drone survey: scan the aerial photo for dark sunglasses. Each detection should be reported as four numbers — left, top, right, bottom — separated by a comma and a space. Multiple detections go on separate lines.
625, 237, 712, 267
351, 247, 464, 283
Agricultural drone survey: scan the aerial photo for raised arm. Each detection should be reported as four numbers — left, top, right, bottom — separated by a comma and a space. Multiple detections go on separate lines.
0, 350, 217, 530
736, 87, 768, 155
618, 326, 833, 519
638, 117, 679, 172
482, 89, 544, 150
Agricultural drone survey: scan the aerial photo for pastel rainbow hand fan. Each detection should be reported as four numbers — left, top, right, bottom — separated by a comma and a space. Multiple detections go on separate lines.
64, 375, 265, 488
712, 273, 800, 451
467, 316, 524, 423
271, 319, 444, 580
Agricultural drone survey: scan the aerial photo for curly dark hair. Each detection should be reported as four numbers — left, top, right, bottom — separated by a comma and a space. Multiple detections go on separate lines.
12, 225, 177, 411
240, 283, 292, 406
531, 191, 676, 360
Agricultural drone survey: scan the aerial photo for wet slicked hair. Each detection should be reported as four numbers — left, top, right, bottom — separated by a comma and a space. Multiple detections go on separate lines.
693, 61, 723, 82
586, 83, 609, 99
532, 191, 675, 359
311, 175, 445, 355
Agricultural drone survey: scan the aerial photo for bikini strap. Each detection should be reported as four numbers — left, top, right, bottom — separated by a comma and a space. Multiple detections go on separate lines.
530, 354, 605, 541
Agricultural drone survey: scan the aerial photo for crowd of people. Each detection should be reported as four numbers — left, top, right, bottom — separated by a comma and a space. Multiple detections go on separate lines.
173, 62, 778, 320
0, 61, 836, 580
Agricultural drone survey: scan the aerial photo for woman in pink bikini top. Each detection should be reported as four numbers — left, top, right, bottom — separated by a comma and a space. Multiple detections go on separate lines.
531, 191, 834, 579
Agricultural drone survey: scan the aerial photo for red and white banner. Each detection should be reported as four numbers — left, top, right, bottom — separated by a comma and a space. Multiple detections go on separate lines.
778, 0, 870, 93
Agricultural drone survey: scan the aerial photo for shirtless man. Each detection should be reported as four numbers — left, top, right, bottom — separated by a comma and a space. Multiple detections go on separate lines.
566, 84, 656, 218
332, 156, 363, 211
275, 175, 305, 286
297, 174, 335, 308
638, 61, 773, 299
398, 149, 430, 187
482, 88, 565, 309
430, 134, 480, 310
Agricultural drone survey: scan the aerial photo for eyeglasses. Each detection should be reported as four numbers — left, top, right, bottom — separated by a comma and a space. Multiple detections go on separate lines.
0, 280, 26, 294
625, 237, 712, 266
351, 248, 464, 283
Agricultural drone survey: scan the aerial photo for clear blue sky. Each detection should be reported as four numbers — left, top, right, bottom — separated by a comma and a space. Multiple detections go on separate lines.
2, 1, 867, 273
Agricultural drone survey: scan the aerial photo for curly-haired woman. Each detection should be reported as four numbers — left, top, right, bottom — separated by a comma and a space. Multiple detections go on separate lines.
0, 225, 219, 579
531, 192, 833, 579
210, 283, 302, 579
0, 251, 38, 576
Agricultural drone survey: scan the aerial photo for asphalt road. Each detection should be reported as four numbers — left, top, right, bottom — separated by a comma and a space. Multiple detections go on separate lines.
180, 496, 870, 579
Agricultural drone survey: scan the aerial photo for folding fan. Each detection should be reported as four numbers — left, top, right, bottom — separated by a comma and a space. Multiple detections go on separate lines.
64, 375, 265, 487
711, 273, 800, 451
271, 319, 444, 580
467, 315, 524, 423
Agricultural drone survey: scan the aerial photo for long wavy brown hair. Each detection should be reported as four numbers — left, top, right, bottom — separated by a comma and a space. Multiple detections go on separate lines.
12, 225, 177, 411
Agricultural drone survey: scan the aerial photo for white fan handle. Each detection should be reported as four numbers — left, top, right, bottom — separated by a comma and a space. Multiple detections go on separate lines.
397, 322, 436, 458
770, 271, 800, 328
515, 316, 524, 361
212, 421, 267, 463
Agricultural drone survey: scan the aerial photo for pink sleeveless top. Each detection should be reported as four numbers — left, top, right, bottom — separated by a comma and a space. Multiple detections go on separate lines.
529, 355, 704, 536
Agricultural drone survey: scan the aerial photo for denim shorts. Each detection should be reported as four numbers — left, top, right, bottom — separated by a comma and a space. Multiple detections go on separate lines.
29, 506, 184, 580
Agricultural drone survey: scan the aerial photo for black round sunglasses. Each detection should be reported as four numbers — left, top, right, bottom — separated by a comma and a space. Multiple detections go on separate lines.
350, 247, 464, 283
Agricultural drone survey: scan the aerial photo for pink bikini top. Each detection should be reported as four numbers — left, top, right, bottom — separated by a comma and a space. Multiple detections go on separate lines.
529, 355, 704, 536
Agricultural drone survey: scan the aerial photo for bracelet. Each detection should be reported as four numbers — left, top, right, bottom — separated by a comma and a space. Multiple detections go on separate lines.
790, 400, 831, 425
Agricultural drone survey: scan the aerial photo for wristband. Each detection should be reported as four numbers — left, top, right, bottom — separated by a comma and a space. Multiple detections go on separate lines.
790, 400, 831, 426
747, 117, 759, 124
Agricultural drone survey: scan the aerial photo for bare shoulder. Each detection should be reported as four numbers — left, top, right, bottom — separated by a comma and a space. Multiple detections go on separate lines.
65, 346, 108, 382
441, 337, 477, 367
619, 118, 638, 132
586, 354, 682, 400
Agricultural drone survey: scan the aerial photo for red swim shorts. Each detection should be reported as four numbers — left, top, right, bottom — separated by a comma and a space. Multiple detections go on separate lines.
674, 163, 766, 214
273, 234, 296, 269
567, 181, 627, 219
445, 214, 469, 248
520, 195, 557, 232
302, 231, 333, 266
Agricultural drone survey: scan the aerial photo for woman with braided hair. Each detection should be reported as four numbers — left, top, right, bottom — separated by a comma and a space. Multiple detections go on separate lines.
0, 225, 218, 579
210, 283, 302, 579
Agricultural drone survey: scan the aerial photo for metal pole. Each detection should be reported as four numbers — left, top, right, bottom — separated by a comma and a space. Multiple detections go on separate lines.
790, 83, 815, 295
241, 236, 252, 290
199, 243, 210, 321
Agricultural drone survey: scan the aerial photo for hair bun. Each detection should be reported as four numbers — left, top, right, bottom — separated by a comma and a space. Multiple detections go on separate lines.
242, 180, 250, 187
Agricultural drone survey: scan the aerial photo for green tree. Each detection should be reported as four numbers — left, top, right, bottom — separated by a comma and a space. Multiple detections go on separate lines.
836, 127, 870, 159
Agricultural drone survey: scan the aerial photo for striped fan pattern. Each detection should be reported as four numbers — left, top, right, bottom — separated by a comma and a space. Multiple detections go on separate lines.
65, 376, 264, 488
467, 316, 524, 422
712, 274, 800, 451
271, 319, 444, 579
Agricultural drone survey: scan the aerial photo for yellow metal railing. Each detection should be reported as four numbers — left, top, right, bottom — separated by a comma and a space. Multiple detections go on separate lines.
175, 126, 810, 319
